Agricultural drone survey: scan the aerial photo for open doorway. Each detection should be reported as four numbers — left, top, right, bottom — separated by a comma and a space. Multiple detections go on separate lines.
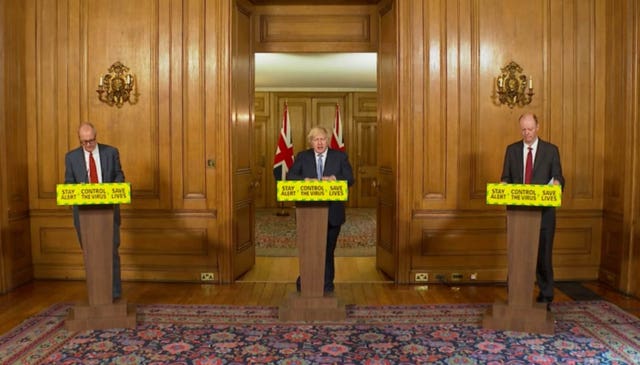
229, 0, 399, 284
237, 52, 388, 284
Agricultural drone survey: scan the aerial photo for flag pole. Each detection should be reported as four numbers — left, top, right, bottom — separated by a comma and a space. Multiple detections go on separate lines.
276, 201, 289, 216
276, 161, 289, 217
273, 100, 293, 217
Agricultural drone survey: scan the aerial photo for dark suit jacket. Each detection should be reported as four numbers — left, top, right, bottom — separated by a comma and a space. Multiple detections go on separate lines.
501, 137, 565, 242
64, 143, 125, 238
501, 139, 565, 298
501, 138, 565, 187
65, 143, 125, 184
287, 148, 354, 226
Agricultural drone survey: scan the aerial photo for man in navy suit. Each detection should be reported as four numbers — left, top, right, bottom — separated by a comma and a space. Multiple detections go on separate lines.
501, 113, 565, 308
65, 122, 125, 300
287, 126, 354, 292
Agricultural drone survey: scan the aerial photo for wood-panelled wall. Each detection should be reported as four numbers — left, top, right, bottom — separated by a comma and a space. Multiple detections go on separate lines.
399, 0, 607, 284
0, 0, 32, 294
0, 0, 639, 296
22, 0, 230, 285
601, 0, 640, 294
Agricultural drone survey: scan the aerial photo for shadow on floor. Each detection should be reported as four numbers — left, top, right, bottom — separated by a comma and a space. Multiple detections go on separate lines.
556, 281, 602, 301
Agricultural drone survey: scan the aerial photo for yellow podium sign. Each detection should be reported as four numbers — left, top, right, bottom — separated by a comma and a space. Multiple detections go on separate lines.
56, 183, 131, 205
486, 183, 561, 207
277, 180, 348, 201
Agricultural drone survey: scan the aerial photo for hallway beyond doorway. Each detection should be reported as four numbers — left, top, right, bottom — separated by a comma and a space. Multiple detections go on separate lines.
255, 208, 376, 257
236, 257, 390, 283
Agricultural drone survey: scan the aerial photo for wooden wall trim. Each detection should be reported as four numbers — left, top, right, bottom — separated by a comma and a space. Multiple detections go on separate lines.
602, 0, 640, 295
0, 0, 6, 293
30, 209, 217, 219
372, 0, 400, 281
253, 4, 378, 52
410, 209, 602, 283
1, 0, 32, 292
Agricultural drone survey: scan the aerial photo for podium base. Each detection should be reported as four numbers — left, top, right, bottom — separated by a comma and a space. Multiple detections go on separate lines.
65, 300, 137, 332
279, 292, 346, 321
482, 301, 554, 334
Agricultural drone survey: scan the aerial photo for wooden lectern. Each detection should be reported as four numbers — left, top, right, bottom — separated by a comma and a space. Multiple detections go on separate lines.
277, 181, 348, 321
483, 183, 561, 334
57, 183, 136, 331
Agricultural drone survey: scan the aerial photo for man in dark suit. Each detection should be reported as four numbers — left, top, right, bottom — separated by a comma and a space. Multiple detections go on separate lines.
501, 113, 565, 308
65, 122, 125, 300
287, 126, 354, 292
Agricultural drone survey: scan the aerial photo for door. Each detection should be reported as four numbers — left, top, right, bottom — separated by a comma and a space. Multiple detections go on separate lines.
376, 0, 398, 280
231, 0, 256, 279
354, 117, 378, 207
253, 115, 268, 208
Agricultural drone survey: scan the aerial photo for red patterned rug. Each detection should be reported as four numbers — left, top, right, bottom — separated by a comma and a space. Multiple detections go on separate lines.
2, 301, 639, 364
256, 208, 376, 257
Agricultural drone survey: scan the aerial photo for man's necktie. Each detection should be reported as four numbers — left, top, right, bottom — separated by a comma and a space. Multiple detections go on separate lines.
524, 147, 533, 184
317, 154, 323, 180
89, 152, 99, 183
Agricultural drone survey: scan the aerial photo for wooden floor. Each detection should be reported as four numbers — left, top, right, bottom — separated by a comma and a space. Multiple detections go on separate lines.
1, 257, 639, 336
237, 256, 391, 283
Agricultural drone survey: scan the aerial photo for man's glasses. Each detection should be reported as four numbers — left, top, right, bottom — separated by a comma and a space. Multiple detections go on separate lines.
80, 138, 96, 145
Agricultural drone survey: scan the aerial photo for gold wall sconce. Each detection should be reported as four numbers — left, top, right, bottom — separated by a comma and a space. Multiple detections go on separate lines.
494, 61, 533, 108
96, 61, 139, 108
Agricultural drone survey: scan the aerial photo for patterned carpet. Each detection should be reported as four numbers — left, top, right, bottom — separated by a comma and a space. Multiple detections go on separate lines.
256, 208, 376, 257
2, 301, 639, 364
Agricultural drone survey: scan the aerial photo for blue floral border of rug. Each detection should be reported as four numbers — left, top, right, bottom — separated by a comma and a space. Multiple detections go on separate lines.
2, 300, 639, 364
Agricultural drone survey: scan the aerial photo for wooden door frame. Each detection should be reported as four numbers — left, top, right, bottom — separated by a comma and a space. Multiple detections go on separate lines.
226, 0, 401, 283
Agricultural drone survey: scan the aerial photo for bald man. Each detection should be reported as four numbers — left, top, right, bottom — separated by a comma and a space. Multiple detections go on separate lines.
501, 113, 565, 309
65, 122, 125, 300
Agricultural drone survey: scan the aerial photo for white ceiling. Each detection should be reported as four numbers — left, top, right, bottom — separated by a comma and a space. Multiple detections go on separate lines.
255, 53, 377, 92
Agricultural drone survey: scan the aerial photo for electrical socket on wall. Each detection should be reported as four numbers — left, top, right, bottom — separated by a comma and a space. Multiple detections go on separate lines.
414, 273, 429, 282
200, 272, 215, 281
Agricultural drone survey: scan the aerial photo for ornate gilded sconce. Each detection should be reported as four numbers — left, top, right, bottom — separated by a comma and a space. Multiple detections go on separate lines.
494, 61, 533, 108
96, 62, 139, 108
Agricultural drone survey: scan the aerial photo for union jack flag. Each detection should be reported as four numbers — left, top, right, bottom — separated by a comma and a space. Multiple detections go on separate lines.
330, 103, 345, 152
273, 102, 294, 180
